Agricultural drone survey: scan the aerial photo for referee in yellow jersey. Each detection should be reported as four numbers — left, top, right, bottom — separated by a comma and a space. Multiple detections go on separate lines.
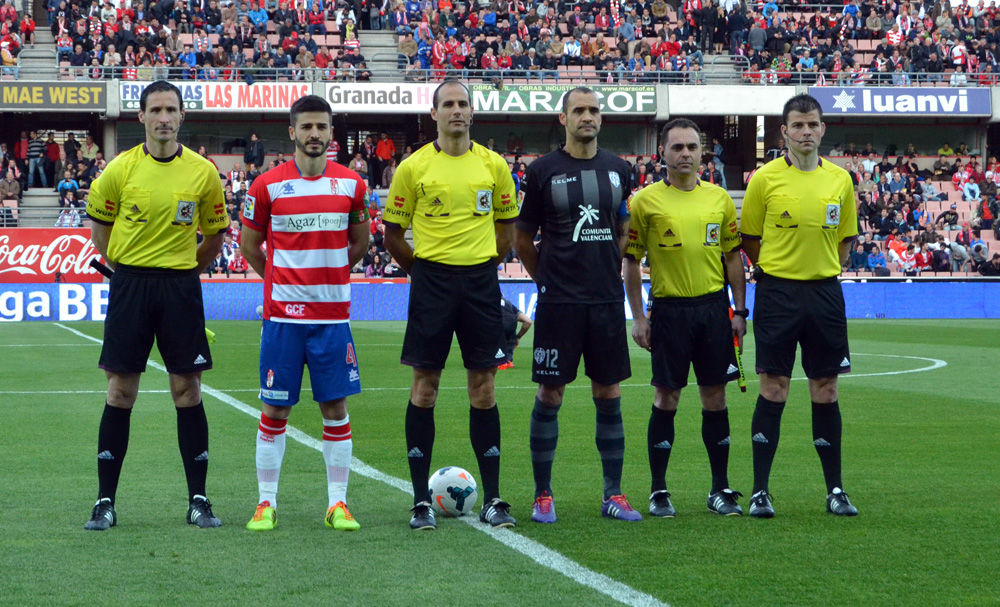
383, 79, 519, 530
740, 94, 859, 518
624, 119, 747, 518
83, 81, 229, 531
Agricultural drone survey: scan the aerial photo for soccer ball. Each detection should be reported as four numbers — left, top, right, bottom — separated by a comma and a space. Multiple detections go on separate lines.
428, 466, 479, 517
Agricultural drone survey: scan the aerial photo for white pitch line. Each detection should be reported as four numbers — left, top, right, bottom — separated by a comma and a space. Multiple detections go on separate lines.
53, 322, 669, 607
1, 352, 949, 397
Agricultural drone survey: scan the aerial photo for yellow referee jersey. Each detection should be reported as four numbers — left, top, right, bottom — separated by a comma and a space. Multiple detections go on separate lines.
384, 141, 518, 265
86, 144, 228, 270
741, 156, 857, 281
627, 180, 740, 298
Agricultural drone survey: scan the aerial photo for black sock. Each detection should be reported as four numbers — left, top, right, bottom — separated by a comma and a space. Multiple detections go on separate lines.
594, 397, 625, 500
702, 408, 731, 493
751, 395, 785, 494
470, 405, 501, 503
405, 402, 435, 505
97, 403, 132, 505
647, 405, 675, 494
176, 402, 210, 502
529, 397, 560, 498
812, 401, 843, 493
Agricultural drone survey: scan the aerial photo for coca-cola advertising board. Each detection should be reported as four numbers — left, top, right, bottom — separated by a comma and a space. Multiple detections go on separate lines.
0, 229, 104, 283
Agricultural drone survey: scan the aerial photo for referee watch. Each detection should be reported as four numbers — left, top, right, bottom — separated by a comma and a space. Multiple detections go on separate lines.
732, 309, 749, 319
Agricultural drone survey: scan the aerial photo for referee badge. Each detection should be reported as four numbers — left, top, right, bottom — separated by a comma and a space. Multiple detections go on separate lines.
476, 189, 493, 213
175, 200, 196, 224
826, 204, 841, 226
705, 223, 720, 245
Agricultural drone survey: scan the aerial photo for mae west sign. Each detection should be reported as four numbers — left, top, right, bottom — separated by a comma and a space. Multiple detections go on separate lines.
120, 82, 310, 112
809, 87, 991, 116
0, 229, 104, 284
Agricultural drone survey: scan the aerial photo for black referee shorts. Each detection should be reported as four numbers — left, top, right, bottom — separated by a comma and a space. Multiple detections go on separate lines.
100, 265, 213, 375
753, 273, 851, 379
649, 290, 739, 390
401, 259, 506, 370
531, 301, 630, 386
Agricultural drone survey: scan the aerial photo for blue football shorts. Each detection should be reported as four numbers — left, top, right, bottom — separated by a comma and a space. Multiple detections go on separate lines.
258, 320, 361, 406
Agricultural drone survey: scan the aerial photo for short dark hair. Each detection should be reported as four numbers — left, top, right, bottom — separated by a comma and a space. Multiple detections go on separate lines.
782, 93, 823, 125
659, 118, 701, 148
432, 78, 470, 110
289, 94, 332, 126
139, 80, 182, 112
559, 86, 597, 113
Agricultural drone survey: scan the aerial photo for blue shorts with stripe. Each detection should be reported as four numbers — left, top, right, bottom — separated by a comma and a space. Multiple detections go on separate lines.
258, 320, 361, 406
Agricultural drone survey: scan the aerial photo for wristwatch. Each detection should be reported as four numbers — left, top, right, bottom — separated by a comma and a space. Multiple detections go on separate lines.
732, 309, 749, 319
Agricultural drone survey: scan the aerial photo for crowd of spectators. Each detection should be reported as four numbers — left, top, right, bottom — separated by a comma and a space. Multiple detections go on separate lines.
741, 0, 1000, 85
42, 0, 374, 81
1, 131, 103, 205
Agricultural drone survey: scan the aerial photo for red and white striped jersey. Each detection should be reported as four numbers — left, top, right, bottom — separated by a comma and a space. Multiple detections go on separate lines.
242, 160, 368, 324
326, 139, 340, 163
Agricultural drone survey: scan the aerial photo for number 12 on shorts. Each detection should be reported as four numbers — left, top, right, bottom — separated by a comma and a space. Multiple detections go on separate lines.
534, 347, 559, 368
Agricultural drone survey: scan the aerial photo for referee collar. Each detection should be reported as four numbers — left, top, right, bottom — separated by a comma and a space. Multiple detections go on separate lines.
143, 143, 183, 163
784, 154, 822, 168
432, 141, 474, 153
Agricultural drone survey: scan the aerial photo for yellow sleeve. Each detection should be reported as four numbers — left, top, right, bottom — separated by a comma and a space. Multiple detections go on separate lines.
721, 193, 741, 252
199, 165, 229, 235
838, 173, 859, 242
625, 191, 647, 260
384, 159, 415, 229
85, 159, 121, 225
492, 154, 518, 221
740, 170, 766, 238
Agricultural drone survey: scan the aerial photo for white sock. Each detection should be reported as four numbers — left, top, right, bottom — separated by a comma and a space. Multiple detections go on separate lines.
256, 413, 287, 508
322, 415, 352, 508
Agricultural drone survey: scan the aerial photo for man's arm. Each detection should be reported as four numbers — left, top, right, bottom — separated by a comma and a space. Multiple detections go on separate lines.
838, 239, 854, 266
347, 219, 371, 268
617, 218, 630, 257
741, 238, 761, 265
196, 231, 226, 273
623, 255, 650, 350
241, 225, 266, 276
724, 248, 747, 353
515, 311, 532, 341
383, 222, 414, 273
90, 221, 115, 271
514, 226, 539, 280
494, 220, 514, 265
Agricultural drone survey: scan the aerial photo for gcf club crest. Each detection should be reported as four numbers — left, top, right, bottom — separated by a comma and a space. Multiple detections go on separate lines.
266, 369, 274, 388
826, 204, 841, 226
609, 171, 620, 188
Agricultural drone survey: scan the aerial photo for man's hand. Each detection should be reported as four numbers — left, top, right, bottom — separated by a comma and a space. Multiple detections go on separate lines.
631, 315, 651, 351
731, 314, 746, 354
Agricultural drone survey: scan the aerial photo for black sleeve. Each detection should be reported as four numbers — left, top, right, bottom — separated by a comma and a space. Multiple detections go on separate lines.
516, 161, 545, 233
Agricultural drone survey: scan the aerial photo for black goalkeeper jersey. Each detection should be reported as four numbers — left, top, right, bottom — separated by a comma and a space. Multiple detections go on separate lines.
516, 147, 631, 304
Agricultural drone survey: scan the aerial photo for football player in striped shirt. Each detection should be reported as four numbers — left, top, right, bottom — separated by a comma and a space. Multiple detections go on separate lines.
241, 95, 371, 531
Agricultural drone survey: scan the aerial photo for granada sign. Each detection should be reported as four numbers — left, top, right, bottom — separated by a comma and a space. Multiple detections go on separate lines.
120, 82, 311, 112
809, 87, 991, 116
470, 84, 656, 114
324, 83, 435, 113
0, 229, 104, 283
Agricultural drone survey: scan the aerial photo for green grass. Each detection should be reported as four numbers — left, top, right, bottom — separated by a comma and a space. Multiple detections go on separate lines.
1, 319, 998, 607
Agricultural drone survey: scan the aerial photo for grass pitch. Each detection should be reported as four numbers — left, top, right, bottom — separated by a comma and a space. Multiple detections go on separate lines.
1, 319, 998, 607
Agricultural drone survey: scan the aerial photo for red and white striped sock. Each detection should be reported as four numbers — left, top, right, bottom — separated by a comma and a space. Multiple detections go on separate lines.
322, 416, 352, 508
256, 413, 287, 508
